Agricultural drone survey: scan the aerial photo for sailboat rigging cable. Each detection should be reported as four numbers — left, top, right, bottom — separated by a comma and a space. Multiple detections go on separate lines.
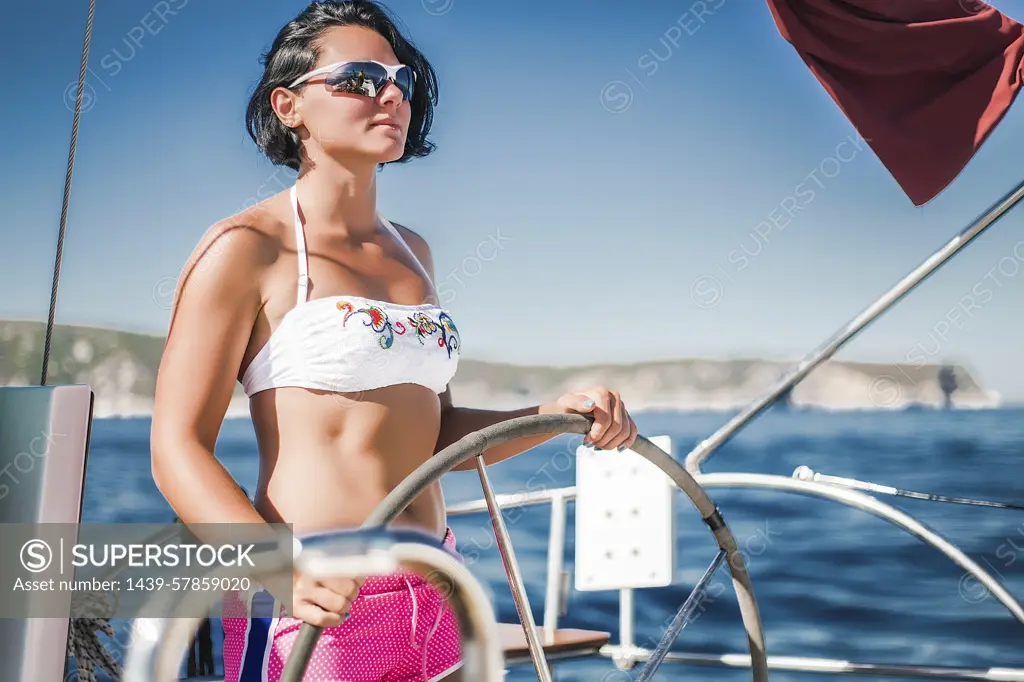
40, 0, 96, 387
50, 4, 120, 682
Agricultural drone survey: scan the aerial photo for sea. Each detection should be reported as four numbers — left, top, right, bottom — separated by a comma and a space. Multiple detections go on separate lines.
69, 407, 1024, 681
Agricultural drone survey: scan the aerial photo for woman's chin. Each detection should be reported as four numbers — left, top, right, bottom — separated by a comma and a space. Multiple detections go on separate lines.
319, 140, 405, 166
371, 141, 406, 164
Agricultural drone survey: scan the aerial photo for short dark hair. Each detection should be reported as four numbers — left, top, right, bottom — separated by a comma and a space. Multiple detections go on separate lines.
245, 0, 438, 171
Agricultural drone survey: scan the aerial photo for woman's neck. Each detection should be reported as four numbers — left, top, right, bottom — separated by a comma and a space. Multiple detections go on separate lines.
293, 156, 380, 238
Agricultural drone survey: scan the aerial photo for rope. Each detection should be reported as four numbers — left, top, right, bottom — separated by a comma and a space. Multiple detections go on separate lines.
67, 618, 122, 682
40, 0, 95, 385
66, 585, 121, 681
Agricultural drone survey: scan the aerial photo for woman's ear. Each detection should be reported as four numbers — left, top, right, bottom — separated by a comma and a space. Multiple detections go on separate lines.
270, 86, 302, 129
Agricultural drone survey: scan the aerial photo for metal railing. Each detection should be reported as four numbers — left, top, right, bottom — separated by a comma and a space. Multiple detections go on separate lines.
445, 479, 1024, 679
448, 483, 654, 667
447, 483, 716, 671
447, 485, 578, 636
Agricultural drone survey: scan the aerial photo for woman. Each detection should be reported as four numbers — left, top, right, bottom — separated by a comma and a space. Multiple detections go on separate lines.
150, 2, 638, 680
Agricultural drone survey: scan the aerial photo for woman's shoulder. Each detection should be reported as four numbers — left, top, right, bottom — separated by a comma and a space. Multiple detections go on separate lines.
180, 196, 290, 290
195, 198, 289, 266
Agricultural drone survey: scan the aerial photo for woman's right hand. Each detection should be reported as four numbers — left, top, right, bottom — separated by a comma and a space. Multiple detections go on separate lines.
287, 569, 363, 627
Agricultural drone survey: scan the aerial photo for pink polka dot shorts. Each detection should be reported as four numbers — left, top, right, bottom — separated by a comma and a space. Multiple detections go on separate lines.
221, 527, 463, 681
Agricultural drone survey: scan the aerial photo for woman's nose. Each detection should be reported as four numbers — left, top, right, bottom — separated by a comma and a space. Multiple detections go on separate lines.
377, 80, 405, 107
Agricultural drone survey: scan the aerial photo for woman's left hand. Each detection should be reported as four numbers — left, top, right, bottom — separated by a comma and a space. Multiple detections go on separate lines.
542, 387, 638, 451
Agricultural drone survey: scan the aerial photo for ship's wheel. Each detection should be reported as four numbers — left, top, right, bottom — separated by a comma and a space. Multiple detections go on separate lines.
279, 413, 769, 682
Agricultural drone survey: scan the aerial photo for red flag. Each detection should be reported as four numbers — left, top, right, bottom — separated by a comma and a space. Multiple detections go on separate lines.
764, 0, 1024, 205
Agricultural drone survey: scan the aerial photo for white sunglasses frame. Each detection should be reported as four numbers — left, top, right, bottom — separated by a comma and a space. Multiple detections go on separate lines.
287, 59, 417, 96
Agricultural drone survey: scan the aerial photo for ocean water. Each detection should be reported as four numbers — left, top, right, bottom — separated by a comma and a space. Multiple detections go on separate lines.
71, 408, 1024, 681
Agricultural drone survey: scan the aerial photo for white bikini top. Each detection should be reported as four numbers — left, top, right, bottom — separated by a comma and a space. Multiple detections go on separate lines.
240, 186, 460, 397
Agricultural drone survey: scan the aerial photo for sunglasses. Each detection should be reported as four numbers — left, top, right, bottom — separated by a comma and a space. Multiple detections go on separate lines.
288, 60, 416, 101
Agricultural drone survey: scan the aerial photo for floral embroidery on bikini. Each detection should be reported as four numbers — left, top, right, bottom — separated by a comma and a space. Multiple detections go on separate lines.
336, 301, 395, 349
406, 312, 438, 340
406, 311, 461, 358
438, 312, 460, 357
336, 301, 460, 356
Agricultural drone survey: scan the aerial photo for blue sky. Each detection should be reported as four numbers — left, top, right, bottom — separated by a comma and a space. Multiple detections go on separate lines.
5, 0, 1024, 401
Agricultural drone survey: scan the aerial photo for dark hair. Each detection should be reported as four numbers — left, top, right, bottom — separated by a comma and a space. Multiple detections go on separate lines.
245, 0, 438, 171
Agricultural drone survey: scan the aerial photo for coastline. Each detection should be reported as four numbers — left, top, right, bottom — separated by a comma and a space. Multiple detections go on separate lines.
0, 320, 1001, 419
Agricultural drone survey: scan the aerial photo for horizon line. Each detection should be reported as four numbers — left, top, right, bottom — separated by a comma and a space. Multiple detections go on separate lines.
0, 316, 990, 374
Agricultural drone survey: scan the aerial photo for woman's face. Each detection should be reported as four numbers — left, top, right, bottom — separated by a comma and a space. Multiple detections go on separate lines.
283, 25, 412, 166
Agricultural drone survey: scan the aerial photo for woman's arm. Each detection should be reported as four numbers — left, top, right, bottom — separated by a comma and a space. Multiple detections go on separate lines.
151, 220, 270, 526
435, 390, 563, 471
437, 387, 636, 471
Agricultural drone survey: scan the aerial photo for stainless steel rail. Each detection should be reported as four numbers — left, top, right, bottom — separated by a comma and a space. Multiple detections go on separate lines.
447, 487, 579, 515
448, 476, 1024, 624
598, 648, 1024, 680
446, 475, 1024, 677
698, 472, 1024, 623
475, 455, 553, 681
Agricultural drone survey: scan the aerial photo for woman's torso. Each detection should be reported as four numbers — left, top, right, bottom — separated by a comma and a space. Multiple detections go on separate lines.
236, 187, 458, 540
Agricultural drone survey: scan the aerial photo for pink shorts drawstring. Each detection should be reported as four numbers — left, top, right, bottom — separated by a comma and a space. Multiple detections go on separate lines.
419, 594, 447, 680
403, 576, 419, 648
404, 572, 449, 680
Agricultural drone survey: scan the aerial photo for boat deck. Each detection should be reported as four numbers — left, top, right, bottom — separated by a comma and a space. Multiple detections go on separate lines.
498, 624, 610, 665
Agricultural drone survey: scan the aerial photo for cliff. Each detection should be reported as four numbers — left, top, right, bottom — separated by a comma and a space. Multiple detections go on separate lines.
0, 320, 1000, 418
